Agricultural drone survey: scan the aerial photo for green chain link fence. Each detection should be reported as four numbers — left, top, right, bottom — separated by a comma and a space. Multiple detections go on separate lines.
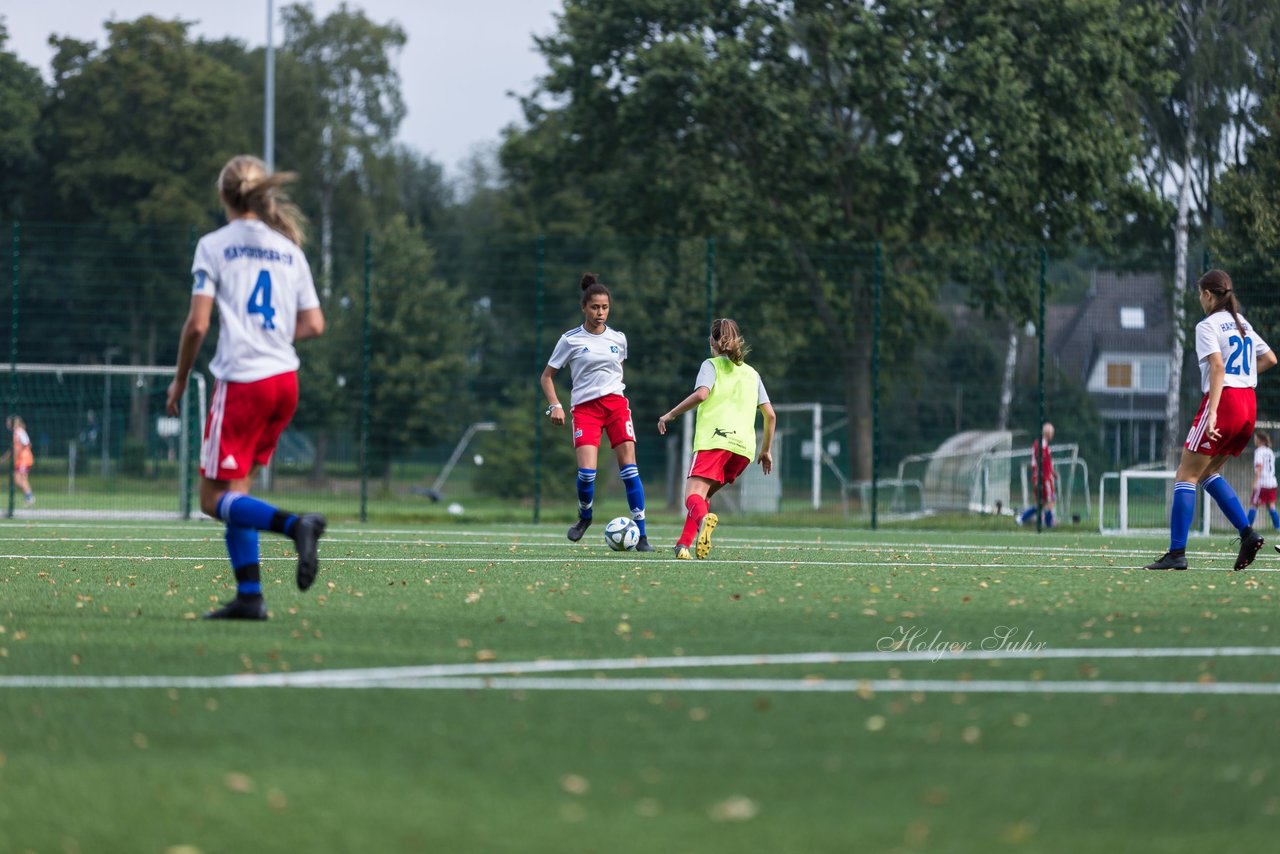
3, 220, 1277, 532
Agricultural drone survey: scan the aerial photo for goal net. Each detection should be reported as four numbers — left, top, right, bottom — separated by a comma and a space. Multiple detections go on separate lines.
0, 364, 205, 519
894, 433, 1092, 523
896, 430, 1014, 515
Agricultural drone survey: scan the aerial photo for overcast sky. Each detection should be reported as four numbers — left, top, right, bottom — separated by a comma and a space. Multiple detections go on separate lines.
1, 0, 563, 176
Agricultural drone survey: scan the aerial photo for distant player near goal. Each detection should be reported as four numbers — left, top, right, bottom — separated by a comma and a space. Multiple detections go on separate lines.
165, 155, 328, 620
657, 318, 776, 560
0, 415, 35, 505
1248, 430, 1280, 534
1145, 270, 1277, 571
1017, 422, 1056, 528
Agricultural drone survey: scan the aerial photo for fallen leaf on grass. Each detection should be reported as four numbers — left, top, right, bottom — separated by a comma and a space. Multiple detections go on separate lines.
560, 774, 590, 795
224, 772, 254, 793
709, 795, 759, 822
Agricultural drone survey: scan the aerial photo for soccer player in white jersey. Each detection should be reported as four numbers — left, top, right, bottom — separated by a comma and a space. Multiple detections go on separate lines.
657, 319, 776, 560
164, 155, 327, 620
1248, 430, 1280, 534
540, 273, 653, 551
1146, 270, 1277, 571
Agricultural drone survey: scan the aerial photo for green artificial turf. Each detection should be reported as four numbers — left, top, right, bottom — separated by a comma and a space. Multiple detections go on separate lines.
2, 521, 1279, 853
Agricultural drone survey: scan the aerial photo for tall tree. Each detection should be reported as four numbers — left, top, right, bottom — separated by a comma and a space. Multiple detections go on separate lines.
1136, 0, 1280, 459
506, 0, 1166, 478
33, 16, 247, 440
281, 3, 406, 297
0, 22, 44, 218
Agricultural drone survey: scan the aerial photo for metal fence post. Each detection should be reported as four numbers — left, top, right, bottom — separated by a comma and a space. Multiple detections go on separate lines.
1036, 245, 1047, 532
705, 237, 716, 331
8, 222, 18, 519
532, 236, 546, 524
360, 231, 371, 523
180, 225, 197, 520
872, 242, 883, 530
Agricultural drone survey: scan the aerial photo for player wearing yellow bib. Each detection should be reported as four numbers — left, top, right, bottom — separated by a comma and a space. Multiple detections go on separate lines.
658, 319, 776, 559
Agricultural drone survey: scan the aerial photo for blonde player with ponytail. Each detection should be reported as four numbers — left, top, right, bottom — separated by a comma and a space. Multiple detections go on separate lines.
165, 155, 328, 620
658, 319, 776, 560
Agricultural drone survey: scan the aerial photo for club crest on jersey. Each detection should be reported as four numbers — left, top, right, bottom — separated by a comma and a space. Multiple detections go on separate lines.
609, 345, 619, 353
574, 429, 583, 439
193, 271, 208, 292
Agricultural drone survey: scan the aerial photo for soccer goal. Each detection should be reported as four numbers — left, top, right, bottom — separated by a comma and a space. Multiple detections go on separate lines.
1097, 468, 1210, 536
895, 430, 1014, 515
678, 402, 847, 514
1, 364, 205, 519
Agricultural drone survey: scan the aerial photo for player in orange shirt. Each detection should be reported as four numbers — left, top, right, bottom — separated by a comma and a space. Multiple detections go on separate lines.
0, 415, 35, 505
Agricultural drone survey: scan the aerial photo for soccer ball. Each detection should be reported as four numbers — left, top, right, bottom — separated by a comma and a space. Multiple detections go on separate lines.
603, 516, 640, 551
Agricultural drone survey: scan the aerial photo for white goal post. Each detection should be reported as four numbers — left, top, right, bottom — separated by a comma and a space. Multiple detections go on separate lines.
1097, 469, 1210, 536
4, 363, 205, 519
679, 401, 846, 513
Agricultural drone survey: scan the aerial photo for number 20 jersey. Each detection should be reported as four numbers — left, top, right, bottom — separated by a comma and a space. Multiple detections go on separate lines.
191, 219, 321, 383
1194, 310, 1271, 393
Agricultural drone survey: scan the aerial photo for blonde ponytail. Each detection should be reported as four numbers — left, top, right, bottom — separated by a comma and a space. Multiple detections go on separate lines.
217, 155, 307, 246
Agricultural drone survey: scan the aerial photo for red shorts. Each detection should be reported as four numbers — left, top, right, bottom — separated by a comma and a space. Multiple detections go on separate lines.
201, 372, 298, 480
1185, 387, 1256, 457
1253, 486, 1277, 506
571, 394, 635, 449
689, 448, 751, 485
1034, 475, 1056, 505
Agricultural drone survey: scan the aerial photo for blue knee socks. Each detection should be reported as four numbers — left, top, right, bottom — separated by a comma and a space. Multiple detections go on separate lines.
217, 492, 300, 600
225, 525, 261, 597
1249, 507, 1258, 525
1203, 474, 1250, 532
1272, 508, 1280, 530
576, 469, 596, 520
1170, 481, 1198, 551
619, 464, 647, 538
217, 492, 298, 536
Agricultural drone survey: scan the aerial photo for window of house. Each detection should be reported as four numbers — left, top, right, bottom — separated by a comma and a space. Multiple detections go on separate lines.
1140, 358, 1167, 391
1120, 307, 1145, 329
1106, 362, 1134, 388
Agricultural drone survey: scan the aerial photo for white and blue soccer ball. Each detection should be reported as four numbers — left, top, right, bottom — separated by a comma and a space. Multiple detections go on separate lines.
604, 516, 640, 551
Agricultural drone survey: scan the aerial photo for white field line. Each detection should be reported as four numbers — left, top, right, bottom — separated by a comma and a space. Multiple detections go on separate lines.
322, 677, 1280, 696
0, 552, 1270, 571
3, 646, 1280, 690
0, 526, 1240, 560
0, 533, 1221, 559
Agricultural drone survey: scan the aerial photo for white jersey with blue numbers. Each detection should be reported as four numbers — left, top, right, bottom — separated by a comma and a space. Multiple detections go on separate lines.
547, 325, 628, 406
1256, 446, 1277, 489
1194, 310, 1272, 393
191, 219, 320, 383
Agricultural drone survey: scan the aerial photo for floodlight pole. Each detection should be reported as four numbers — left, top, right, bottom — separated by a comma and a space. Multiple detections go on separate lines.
264, 0, 275, 171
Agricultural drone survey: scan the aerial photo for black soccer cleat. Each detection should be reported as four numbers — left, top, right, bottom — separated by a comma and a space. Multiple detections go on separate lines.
1233, 530, 1265, 571
567, 517, 592, 542
293, 513, 327, 591
1144, 550, 1188, 571
635, 535, 654, 552
203, 597, 269, 621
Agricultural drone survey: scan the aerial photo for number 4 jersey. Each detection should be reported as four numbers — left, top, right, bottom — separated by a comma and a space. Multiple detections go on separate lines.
1195, 310, 1271, 393
191, 219, 321, 383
